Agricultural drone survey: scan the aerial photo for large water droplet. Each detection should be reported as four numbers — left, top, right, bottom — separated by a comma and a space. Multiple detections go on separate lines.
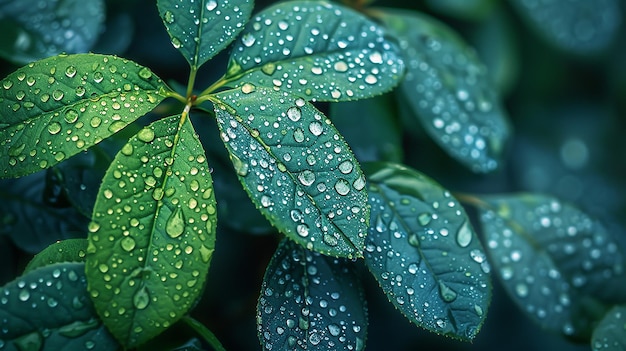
166, 208, 185, 238
298, 170, 315, 186
137, 128, 155, 143
287, 106, 301, 122
47, 122, 62, 135
133, 286, 150, 310
334, 179, 350, 196
456, 220, 472, 247
206, 0, 217, 11
439, 281, 457, 302
120, 237, 136, 252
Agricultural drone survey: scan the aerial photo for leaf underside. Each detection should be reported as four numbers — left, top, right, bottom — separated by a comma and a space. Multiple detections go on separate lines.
257, 239, 367, 351
86, 115, 217, 348
226, 0, 405, 102
363, 162, 491, 341
212, 87, 369, 259
0, 53, 166, 179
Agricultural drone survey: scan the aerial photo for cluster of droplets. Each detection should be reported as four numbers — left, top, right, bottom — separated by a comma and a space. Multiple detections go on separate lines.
229, 1, 403, 101
480, 195, 625, 336
258, 241, 366, 351
0, 54, 162, 177
86, 116, 216, 346
0, 263, 117, 351
393, 14, 509, 173
214, 88, 367, 258
0, 0, 104, 62
510, 0, 621, 53
159, 0, 251, 66
363, 171, 489, 339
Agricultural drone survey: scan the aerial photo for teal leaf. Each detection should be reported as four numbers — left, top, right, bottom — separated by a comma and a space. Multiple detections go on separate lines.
591, 305, 626, 351
225, 0, 405, 102
0, 0, 105, 64
425, 0, 496, 21
0, 53, 167, 179
477, 194, 626, 338
0, 171, 88, 253
0, 262, 119, 351
86, 115, 217, 348
24, 238, 88, 273
212, 87, 368, 258
508, 0, 621, 54
329, 93, 403, 163
257, 239, 367, 351
376, 9, 510, 173
363, 162, 491, 340
157, 0, 253, 69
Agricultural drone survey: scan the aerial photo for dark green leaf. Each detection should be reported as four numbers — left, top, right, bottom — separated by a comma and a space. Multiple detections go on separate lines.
329, 93, 403, 163
181, 316, 226, 351
477, 194, 626, 338
591, 305, 626, 351
0, 0, 105, 64
0, 262, 119, 351
0, 171, 88, 253
508, 0, 621, 54
363, 162, 491, 340
257, 239, 367, 351
0, 53, 167, 179
376, 9, 510, 173
24, 238, 88, 274
86, 115, 217, 348
225, 0, 404, 102
157, 0, 253, 69
170, 338, 207, 351
425, 0, 496, 21
212, 87, 368, 258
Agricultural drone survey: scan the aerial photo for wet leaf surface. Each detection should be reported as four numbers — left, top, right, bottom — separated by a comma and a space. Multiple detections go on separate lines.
0, 262, 119, 351
24, 238, 88, 274
86, 115, 217, 348
257, 239, 367, 351
363, 162, 491, 340
376, 9, 510, 173
591, 305, 626, 351
212, 87, 368, 258
226, 0, 404, 102
0, 53, 167, 179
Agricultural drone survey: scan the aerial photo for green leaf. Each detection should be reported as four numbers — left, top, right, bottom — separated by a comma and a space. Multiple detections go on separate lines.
225, 0, 405, 102
329, 93, 403, 163
0, 262, 119, 351
425, 0, 496, 21
212, 87, 368, 258
257, 239, 367, 351
477, 194, 626, 338
0, 0, 105, 64
591, 305, 626, 351
24, 238, 88, 274
0, 171, 89, 253
363, 162, 491, 341
157, 0, 253, 69
508, 0, 621, 54
375, 9, 510, 173
86, 115, 217, 348
0, 53, 167, 179
181, 316, 226, 351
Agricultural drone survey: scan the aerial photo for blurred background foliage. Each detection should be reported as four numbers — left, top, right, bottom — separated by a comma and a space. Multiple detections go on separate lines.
0, 0, 625, 350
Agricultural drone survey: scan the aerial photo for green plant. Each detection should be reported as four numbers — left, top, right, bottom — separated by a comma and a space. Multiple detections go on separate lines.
1, 0, 625, 350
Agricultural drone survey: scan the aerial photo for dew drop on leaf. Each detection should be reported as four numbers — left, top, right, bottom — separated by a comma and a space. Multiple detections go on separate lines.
166, 207, 185, 238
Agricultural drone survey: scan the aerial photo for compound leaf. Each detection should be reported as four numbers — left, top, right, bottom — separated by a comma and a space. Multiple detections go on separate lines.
477, 194, 626, 338
375, 9, 510, 173
0, 0, 105, 64
508, 0, 621, 54
212, 87, 368, 258
363, 162, 491, 341
257, 239, 367, 351
225, 0, 404, 102
0, 53, 167, 179
0, 262, 119, 351
24, 238, 88, 273
591, 305, 626, 351
157, 0, 253, 69
86, 115, 217, 348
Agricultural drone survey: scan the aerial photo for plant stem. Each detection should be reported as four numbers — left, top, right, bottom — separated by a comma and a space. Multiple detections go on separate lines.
187, 66, 198, 99
181, 316, 227, 351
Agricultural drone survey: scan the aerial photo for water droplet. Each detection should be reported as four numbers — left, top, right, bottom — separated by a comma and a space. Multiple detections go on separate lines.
369, 51, 383, 64
365, 74, 378, 84
164, 10, 175, 23
261, 63, 276, 75
65, 66, 77, 78
230, 154, 249, 176
121, 143, 133, 156
241, 83, 255, 94
418, 213, 431, 226
309, 121, 323, 136
133, 286, 150, 310
515, 283, 529, 297
166, 208, 185, 238
241, 33, 256, 47
334, 179, 350, 196
333, 61, 348, 72
293, 128, 305, 143
338, 160, 353, 174
298, 170, 315, 186
328, 323, 341, 337
138, 67, 152, 79
287, 106, 301, 122
456, 220, 472, 247
296, 224, 309, 237
439, 281, 457, 302
47, 122, 61, 135
137, 128, 155, 143
121, 237, 136, 252
206, 0, 217, 11
18, 290, 30, 301
64, 109, 79, 123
